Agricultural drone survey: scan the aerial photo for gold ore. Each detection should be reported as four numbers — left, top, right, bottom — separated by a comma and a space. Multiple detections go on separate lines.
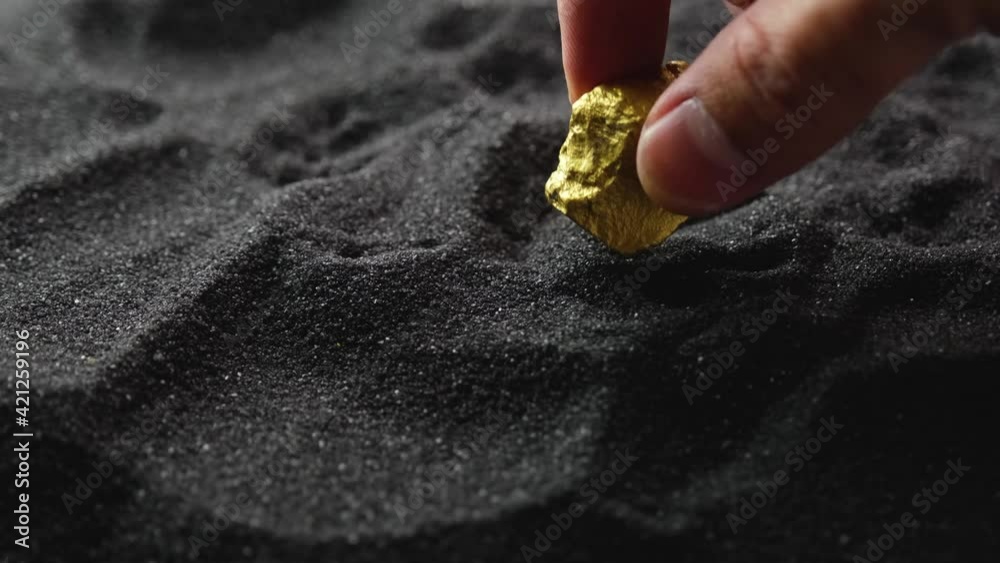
545, 61, 689, 255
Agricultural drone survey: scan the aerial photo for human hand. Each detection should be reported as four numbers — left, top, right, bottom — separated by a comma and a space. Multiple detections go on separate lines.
557, 0, 998, 216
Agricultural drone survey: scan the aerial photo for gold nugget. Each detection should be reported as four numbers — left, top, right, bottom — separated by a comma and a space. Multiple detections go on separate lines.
546, 62, 689, 255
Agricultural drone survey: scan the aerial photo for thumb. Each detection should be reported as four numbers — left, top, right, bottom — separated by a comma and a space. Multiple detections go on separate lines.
637, 0, 984, 216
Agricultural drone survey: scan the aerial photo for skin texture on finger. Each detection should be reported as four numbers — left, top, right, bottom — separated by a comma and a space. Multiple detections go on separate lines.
558, 0, 672, 102
637, 0, 983, 216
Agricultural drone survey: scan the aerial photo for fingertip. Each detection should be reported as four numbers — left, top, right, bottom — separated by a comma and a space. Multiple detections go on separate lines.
638, 98, 763, 216
559, 0, 672, 102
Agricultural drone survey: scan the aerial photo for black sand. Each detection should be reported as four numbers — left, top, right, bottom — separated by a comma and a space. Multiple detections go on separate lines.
1, 0, 998, 561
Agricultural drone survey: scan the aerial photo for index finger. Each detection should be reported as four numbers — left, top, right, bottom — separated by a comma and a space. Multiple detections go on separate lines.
558, 0, 674, 102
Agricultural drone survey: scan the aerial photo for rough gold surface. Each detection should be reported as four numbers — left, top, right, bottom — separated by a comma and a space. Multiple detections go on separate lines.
546, 62, 689, 255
